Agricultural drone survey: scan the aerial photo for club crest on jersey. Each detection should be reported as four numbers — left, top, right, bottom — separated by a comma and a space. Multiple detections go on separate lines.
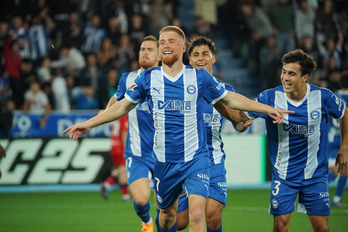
187, 85, 196, 94
129, 82, 137, 91
310, 110, 320, 119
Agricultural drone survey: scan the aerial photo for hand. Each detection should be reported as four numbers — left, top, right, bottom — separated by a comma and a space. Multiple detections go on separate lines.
336, 153, 348, 175
234, 120, 253, 132
63, 123, 91, 140
268, 108, 295, 124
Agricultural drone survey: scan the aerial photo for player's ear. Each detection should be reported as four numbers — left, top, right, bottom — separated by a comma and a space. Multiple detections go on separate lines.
212, 55, 216, 64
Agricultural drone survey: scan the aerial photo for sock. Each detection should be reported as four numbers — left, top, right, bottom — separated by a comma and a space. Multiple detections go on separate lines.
133, 201, 151, 224
156, 208, 160, 230
120, 184, 129, 195
105, 176, 116, 186
158, 221, 177, 232
334, 175, 347, 199
328, 171, 336, 182
207, 226, 222, 232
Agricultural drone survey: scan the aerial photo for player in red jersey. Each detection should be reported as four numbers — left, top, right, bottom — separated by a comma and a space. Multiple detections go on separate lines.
100, 115, 131, 201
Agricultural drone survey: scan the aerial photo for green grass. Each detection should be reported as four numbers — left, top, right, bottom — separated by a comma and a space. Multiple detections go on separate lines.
0, 188, 346, 231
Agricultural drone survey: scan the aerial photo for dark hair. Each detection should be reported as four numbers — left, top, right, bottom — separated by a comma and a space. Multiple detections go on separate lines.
339, 71, 348, 89
281, 49, 317, 76
142, 35, 159, 47
188, 36, 216, 56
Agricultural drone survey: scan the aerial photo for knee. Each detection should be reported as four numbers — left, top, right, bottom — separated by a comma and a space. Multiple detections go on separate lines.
206, 214, 222, 230
273, 220, 290, 232
312, 225, 329, 232
189, 208, 205, 225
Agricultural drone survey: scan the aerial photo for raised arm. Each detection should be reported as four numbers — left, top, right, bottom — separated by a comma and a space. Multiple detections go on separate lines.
336, 107, 348, 175
219, 91, 294, 124
63, 98, 136, 139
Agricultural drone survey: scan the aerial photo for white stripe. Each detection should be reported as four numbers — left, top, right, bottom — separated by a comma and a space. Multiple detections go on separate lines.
126, 72, 142, 157
184, 69, 199, 162
152, 70, 166, 162
211, 107, 223, 164
304, 90, 321, 179
275, 91, 290, 180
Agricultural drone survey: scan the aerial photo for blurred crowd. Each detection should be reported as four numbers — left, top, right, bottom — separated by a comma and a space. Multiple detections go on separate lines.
0, 0, 347, 121
224, 0, 348, 90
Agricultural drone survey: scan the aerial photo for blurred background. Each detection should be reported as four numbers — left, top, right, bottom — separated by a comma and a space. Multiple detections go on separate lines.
0, 0, 347, 189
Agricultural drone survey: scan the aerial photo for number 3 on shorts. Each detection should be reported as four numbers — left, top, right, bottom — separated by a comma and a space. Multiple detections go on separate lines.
272, 180, 281, 196
155, 177, 160, 192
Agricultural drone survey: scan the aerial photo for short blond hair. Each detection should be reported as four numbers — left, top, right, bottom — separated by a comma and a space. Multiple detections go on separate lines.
159, 26, 185, 43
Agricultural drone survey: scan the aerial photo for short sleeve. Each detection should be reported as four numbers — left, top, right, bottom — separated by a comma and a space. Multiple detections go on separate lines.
115, 73, 128, 101
125, 71, 147, 104
200, 70, 227, 105
324, 89, 346, 119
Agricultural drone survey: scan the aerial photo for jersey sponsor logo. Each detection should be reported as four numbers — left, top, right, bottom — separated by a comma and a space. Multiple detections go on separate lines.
156, 100, 192, 112
216, 83, 224, 90
310, 110, 320, 119
332, 94, 343, 111
136, 102, 150, 111
283, 124, 315, 137
129, 82, 137, 91
197, 173, 210, 181
187, 85, 196, 94
319, 192, 329, 198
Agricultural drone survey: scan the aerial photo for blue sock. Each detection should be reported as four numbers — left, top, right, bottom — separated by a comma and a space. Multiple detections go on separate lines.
156, 208, 160, 231
207, 226, 222, 232
133, 201, 151, 223
335, 175, 347, 198
328, 171, 336, 182
158, 221, 177, 232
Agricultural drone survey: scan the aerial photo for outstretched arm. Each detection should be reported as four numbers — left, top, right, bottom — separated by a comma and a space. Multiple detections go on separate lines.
63, 98, 136, 139
213, 101, 253, 132
219, 92, 294, 124
336, 107, 348, 175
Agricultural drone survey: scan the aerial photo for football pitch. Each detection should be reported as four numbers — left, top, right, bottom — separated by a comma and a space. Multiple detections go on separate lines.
0, 188, 346, 232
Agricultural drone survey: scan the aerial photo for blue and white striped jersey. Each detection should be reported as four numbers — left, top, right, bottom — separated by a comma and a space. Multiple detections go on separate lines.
327, 90, 348, 159
125, 66, 227, 163
116, 69, 154, 164
246, 84, 345, 186
203, 81, 234, 164
28, 25, 49, 60
82, 24, 106, 54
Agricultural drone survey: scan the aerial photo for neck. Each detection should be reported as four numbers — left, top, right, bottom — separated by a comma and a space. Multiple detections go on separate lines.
162, 61, 184, 77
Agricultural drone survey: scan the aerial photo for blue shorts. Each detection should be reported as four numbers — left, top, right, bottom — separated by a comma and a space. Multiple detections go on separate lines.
176, 162, 227, 213
154, 156, 210, 210
269, 176, 330, 216
126, 156, 154, 185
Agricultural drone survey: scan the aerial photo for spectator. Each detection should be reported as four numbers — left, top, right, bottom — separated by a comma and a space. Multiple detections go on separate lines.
23, 81, 51, 128
107, 0, 130, 34
97, 37, 116, 72
295, 0, 316, 48
8, 16, 30, 59
74, 85, 98, 110
28, 9, 55, 62
79, 53, 102, 92
36, 57, 51, 84
128, 14, 147, 50
0, 21, 9, 57
148, 0, 174, 36
116, 34, 135, 71
106, 16, 122, 46
0, 73, 11, 104
267, 0, 296, 55
61, 11, 84, 50
82, 14, 106, 54
51, 70, 70, 113
50, 44, 86, 76
4, 36, 23, 108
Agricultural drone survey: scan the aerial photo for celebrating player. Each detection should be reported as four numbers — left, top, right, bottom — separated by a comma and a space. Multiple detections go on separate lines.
101, 35, 160, 232
176, 36, 252, 232
244, 49, 348, 232
63, 26, 293, 232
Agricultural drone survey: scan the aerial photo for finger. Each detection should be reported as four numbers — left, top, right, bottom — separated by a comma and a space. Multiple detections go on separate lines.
283, 110, 295, 114
63, 126, 72, 134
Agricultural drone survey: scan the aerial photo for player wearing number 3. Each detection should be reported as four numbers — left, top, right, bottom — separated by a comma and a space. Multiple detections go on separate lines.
244, 49, 348, 232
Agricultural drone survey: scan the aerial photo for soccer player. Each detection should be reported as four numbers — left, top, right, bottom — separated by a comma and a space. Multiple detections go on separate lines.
176, 36, 252, 232
101, 35, 160, 232
327, 71, 348, 207
244, 49, 348, 232
63, 26, 292, 232
99, 115, 131, 201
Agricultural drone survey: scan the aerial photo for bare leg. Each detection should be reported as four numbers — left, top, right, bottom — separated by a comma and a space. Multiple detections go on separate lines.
206, 197, 224, 230
308, 215, 329, 232
273, 214, 291, 232
188, 194, 207, 232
